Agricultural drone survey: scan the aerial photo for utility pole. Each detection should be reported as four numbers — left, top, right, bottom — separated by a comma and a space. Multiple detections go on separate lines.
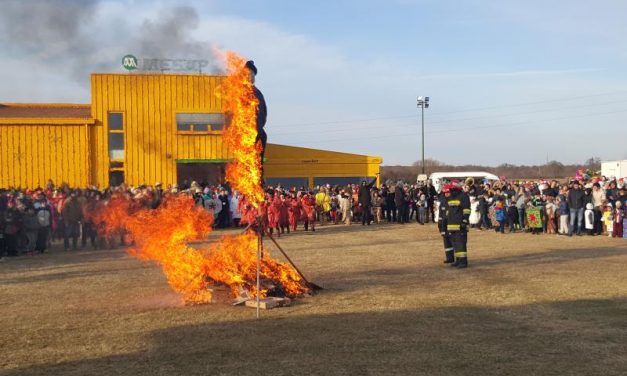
417, 96, 429, 174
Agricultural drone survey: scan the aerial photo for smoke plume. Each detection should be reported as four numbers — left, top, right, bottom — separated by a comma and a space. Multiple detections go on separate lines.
0, 0, 223, 83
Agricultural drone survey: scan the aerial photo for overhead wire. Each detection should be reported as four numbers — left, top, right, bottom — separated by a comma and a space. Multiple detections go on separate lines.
269, 98, 627, 137
281, 108, 627, 146
269, 89, 627, 130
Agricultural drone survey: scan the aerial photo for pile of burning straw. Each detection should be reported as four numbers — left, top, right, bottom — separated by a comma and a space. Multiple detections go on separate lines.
94, 195, 311, 305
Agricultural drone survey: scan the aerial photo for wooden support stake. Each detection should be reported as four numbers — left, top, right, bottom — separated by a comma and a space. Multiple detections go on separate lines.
266, 233, 323, 291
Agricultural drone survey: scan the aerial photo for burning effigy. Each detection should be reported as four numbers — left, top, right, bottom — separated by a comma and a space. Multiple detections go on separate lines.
93, 51, 312, 305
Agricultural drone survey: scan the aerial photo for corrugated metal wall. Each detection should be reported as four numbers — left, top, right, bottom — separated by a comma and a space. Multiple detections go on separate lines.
0, 73, 381, 188
265, 144, 382, 187
0, 124, 90, 188
91, 74, 233, 187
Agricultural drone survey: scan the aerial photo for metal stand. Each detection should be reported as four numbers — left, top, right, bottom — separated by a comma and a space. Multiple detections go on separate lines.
266, 233, 323, 291
252, 215, 321, 319
256, 217, 262, 319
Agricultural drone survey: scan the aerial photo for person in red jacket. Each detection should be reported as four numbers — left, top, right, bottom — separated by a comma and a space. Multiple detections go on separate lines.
301, 192, 316, 232
279, 193, 290, 234
267, 192, 281, 236
288, 192, 302, 232
260, 198, 270, 236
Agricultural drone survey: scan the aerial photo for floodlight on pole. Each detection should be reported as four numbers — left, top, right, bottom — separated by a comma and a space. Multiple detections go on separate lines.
417, 96, 429, 174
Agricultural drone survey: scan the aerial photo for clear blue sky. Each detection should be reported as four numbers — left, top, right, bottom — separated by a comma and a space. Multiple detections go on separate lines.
1, 0, 625, 165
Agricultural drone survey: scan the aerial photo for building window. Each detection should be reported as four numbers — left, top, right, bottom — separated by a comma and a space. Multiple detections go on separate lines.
108, 112, 124, 160
108, 133, 124, 159
176, 113, 225, 133
108, 112, 124, 131
109, 170, 125, 186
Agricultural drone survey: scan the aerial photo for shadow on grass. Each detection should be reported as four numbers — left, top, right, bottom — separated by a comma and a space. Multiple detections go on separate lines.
206, 222, 429, 240
308, 246, 627, 293
284, 222, 429, 238
473, 245, 626, 267
0, 248, 130, 273
0, 265, 150, 285
4, 298, 626, 376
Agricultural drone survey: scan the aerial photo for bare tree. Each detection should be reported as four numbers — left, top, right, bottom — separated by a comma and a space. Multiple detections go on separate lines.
382, 158, 589, 181
583, 157, 601, 171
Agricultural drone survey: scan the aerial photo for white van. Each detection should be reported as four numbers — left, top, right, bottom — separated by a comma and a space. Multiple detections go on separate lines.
427, 171, 500, 193
601, 160, 627, 179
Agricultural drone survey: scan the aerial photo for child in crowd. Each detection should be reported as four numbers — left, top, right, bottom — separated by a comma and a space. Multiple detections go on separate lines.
603, 203, 614, 237
613, 201, 624, 238
495, 200, 506, 234
469, 197, 481, 228
584, 203, 595, 236
507, 203, 519, 233
372, 192, 383, 224
527, 194, 544, 235
417, 194, 427, 225
330, 194, 339, 225
279, 194, 290, 234
557, 196, 569, 235
545, 198, 557, 234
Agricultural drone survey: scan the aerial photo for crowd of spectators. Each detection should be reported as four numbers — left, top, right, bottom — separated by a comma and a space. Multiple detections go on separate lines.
459, 176, 626, 238
1, 174, 625, 260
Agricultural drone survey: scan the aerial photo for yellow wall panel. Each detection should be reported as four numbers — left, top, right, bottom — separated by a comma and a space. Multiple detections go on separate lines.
22, 126, 29, 187
164, 76, 173, 184
35, 126, 42, 185
2, 128, 10, 187
143, 76, 151, 185
0, 124, 89, 188
67, 127, 75, 184
129, 75, 139, 185
0, 128, 6, 186
264, 143, 382, 187
11, 129, 18, 186
155, 77, 164, 185
91, 73, 233, 186
31, 126, 37, 185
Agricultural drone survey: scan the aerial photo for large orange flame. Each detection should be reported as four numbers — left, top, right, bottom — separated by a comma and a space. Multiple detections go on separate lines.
92, 51, 310, 305
204, 232, 309, 298
94, 196, 214, 304
219, 51, 264, 208
94, 196, 309, 304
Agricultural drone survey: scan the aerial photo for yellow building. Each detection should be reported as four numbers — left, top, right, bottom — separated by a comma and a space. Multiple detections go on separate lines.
0, 73, 381, 189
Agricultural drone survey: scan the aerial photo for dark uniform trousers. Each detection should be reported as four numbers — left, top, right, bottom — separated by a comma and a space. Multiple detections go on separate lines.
449, 230, 468, 260
438, 195, 455, 263
439, 219, 454, 263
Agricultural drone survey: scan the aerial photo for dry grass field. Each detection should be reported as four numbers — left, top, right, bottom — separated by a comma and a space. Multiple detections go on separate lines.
1, 223, 626, 376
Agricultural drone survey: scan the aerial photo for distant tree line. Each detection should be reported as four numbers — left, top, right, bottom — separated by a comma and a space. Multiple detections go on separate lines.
381, 157, 602, 182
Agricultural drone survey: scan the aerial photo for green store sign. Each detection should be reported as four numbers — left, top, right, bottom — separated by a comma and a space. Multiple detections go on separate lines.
122, 54, 138, 71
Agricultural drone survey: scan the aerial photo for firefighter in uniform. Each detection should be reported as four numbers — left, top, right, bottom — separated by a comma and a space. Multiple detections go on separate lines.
438, 187, 454, 263
443, 182, 471, 268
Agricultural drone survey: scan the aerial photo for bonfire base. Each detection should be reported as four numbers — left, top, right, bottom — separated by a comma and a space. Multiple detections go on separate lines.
208, 285, 232, 304
245, 297, 292, 310
232, 296, 250, 306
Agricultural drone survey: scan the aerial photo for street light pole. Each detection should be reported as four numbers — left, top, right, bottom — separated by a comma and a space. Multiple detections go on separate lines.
421, 104, 425, 174
417, 96, 429, 174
